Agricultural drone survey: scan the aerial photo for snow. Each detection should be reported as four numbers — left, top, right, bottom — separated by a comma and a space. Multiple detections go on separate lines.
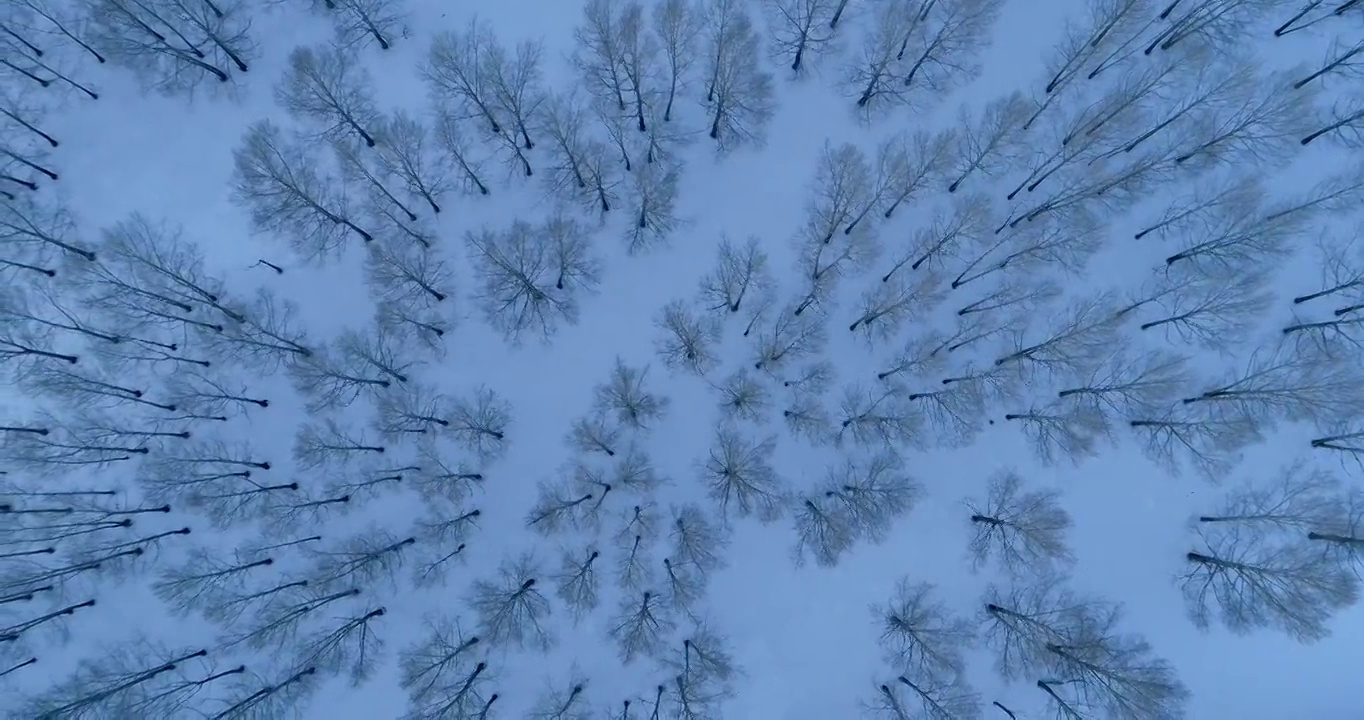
6, 0, 1364, 717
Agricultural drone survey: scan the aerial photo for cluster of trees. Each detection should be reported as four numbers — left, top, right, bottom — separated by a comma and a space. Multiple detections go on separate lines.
6, 0, 1364, 716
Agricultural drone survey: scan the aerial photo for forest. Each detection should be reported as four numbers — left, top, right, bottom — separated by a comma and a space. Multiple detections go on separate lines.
2, 0, 1364, 717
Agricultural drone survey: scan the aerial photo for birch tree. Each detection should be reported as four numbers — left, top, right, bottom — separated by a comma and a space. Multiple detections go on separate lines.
1182, 524, 1359, 642
447, 385, 510, 461
874, 578, 975, 679
399, 620, 493, 720
966, 470, 1073, 575
654, 299, 720, 375
765, 0, 839, 75
465, 218, 602, 343
467, 553, 552, 651
697, 235, 772, 317
1196, 461, 1345, 534
1057, 347, 1190, 418
947, 91, 1028, 192
702, 424, 785, 522
85, 0, 249, 95
232, 120, 372, 262
424, 20, 501, 134
1183, 344, 1364, 426
276, 44, 380, 147
654, 0, 702, 121
1004, 399, 1111, 466
822, 450, 921, 542
609, 589, 676, 663
704, 0, 774, 150
1128, 402, 1261, 481
993, 292, 1117, 382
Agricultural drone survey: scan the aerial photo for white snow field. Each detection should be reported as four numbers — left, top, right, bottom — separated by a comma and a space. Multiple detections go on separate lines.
3, 0, 1364, 718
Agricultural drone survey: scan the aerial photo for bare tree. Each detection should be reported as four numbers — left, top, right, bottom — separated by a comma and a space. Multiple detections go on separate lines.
1293, 35, 1364, 89
849, 270, 942, 345
703, 0, 774, 150
152, 545, 279, 618
369, 112, 449, 216
465, 217, 602, 343
293, 419, 386, 473
966, 470, 1073, 575
843, 0, 925, 116
753, 301, 828, 372
1182, 524, 1359, 642
1161, 186, 1297, 273
551, 546, 602, 620
1149, 0, 1294, 53
654, 299, 720, 375
0, 198, 89, 275
697, 235, 772, 317
1135, 267, 1269, 352
899, 0, 1003, 103
947, 91, 1029, 192
467, 553, 552, 651
1057, 347, 1190, 419
883, 192, 989, 281
1004, 399, 1111, 467
624, 161, 682, 254
574, 0, 632, 114
1309, 487, 1364, 578
765, 0, 839, 74
365, 240, 452, 308
1302, 96, 1364, 147
1173, 68, 1308, 169
791, 491, 855, 567
525, 478, 596, 537
308, 529, 414, 595
594, 357, 670, 432
609, 589, 676, 663
1038, 0, 1151, 96
232, 120, 371, 262
952, 214, 1102, 290
866, 674, 981, 720
289, 601, 387, 684
447, 385, 510, 461
529, 670, 591, 720
399, 619, 493, 720
276, 44, 379, 147
712, 367, 769, 424
82, 213, 237, 322
565, 410, 622, 458
84, 0, 247, 95
654, 0, 703, 121
878, 127, 957, 220
484, 35, 545, 149
13, 645, 229, 719
433, 110, 491, 196
993, 292, 1116, 382
411, 505, 480, 587
983, 578, 1187, 720
1184, 343, 1364, 427
288, 345, 392, 412
670, 502, 730, 580
1263, 159, 1364, 225
818, 452, 922, 541
835, 382, 922, 449
1196, 461, 1345, 533
424, 20, 503, 134
1129, 401, 1262, 481
212, 666, 319, 720
873, 578, 975, 679
802, 141, 872, 244
702, 424, 785, 522
328, 0, 404, 51
198, 287, 311, 371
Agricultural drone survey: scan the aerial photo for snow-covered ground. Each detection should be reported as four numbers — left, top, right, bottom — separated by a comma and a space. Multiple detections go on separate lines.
4, 0, 1364, 717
